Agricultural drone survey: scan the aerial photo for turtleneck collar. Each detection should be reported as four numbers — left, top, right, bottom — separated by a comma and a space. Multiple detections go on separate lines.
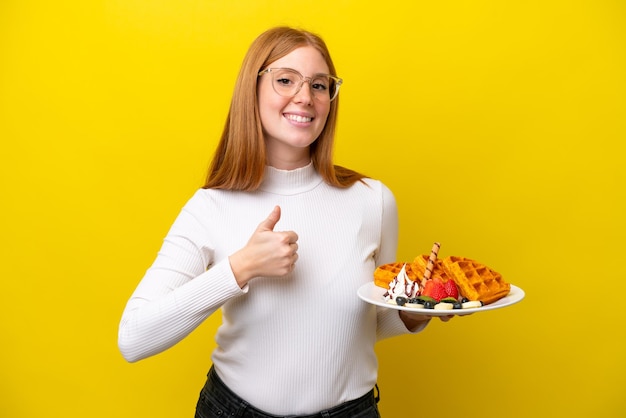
259, 162, 323, 195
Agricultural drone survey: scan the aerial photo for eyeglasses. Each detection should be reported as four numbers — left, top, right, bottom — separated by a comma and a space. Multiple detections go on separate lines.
258, 67, 343, 102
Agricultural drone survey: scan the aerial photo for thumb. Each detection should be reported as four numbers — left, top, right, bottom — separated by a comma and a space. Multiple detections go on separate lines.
257, 205, 281, 232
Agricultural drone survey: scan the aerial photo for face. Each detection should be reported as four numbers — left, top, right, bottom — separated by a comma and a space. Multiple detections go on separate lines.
258, 46, 332, 169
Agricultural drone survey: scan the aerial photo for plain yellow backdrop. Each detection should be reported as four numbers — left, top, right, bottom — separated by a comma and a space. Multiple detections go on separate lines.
1, 1, 625, 417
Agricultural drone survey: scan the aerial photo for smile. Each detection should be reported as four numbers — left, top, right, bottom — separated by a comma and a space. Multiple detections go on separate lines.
284, 114, 313, 123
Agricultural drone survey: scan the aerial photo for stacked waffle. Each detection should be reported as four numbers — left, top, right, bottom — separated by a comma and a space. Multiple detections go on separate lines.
374, 248, 510, 305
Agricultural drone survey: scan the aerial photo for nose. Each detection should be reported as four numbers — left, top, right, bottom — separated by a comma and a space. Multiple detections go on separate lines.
292, 79, 314, 104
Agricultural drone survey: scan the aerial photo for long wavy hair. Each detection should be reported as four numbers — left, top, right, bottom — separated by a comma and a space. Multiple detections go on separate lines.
203, 26, 366, 191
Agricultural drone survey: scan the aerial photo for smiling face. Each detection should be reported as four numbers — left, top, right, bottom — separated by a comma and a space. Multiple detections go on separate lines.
258, 46, 331, 169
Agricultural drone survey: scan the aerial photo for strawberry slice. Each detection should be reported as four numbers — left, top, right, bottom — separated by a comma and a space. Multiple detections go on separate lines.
444, 280, 459, 299
422, 280, 447, 302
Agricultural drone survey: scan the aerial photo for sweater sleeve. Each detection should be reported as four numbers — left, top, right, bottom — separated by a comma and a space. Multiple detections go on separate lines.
374, 183, 430, 340
117, 193, 246, 363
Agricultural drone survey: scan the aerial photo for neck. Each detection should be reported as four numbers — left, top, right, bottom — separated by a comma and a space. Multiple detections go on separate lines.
268, 157, 311, 170
265, 143, 311, 170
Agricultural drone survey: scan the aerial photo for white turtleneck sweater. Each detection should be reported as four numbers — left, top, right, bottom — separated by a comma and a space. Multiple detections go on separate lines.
118, 163, 424, 415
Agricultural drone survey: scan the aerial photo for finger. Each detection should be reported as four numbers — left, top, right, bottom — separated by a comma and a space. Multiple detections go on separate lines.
273, 231, 298, 248
257, 206, 281, 232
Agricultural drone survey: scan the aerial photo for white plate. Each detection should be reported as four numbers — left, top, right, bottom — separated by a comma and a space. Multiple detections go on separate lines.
357, 282, 525, 316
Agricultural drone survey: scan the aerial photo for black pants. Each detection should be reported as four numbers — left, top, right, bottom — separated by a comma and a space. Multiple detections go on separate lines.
195, 366, 381, 418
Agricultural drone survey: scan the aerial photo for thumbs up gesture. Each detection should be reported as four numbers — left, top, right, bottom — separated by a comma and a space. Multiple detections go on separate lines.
229, 206, 299, 288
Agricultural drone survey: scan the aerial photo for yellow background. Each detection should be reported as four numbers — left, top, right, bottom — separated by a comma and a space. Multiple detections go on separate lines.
1, 1, 625, 417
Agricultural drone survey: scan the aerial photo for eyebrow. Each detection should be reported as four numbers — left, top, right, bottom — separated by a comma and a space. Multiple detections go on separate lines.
276, 67, 333, 77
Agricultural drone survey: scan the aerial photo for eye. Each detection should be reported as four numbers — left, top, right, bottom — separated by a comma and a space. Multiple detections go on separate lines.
276, 77, 294, 86
274, 70, 298, 86
311, 77, 329, 91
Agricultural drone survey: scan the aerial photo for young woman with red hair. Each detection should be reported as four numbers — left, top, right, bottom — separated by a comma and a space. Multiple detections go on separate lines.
119, 26, 442, 418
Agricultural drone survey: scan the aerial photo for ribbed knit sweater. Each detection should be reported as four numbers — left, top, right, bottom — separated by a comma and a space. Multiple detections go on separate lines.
118, 163, 423, 415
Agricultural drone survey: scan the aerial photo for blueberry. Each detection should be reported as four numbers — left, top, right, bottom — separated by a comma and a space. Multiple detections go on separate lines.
461, 297, 470, 303
395, 297, 408, 306
453, 302, 463, 309
423, 301, 434, 309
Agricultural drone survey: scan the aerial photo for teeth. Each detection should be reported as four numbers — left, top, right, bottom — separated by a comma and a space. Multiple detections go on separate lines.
286, 114, 312, 123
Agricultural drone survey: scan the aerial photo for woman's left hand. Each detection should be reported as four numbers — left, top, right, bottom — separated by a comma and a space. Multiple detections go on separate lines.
399, 311, 454, 330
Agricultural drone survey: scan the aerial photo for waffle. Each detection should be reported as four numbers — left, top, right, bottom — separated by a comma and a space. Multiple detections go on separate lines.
412, 254, 452, 284
373, 262, 420, 289
442, 256, 510, 304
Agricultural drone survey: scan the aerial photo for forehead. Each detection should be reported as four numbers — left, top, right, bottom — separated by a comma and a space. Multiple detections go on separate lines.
269, 46, 330, 75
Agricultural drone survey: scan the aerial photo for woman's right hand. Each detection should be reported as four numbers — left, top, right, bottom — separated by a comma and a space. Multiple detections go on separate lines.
229, 206, 299, 288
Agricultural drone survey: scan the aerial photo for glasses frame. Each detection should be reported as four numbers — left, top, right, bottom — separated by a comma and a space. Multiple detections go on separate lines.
258, 67, 343, 102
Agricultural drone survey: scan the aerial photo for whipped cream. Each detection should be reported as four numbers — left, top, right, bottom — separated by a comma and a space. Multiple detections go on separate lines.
384, 263, 418, 303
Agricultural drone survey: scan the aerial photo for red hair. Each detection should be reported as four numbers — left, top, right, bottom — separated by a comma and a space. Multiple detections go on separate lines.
203, 26, 366, 191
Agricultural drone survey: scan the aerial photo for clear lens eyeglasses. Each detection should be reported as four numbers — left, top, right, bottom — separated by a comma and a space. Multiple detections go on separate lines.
258, 68, 343, 102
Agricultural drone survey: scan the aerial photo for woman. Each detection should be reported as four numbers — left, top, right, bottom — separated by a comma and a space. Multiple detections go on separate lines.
118, 26, 445, 417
